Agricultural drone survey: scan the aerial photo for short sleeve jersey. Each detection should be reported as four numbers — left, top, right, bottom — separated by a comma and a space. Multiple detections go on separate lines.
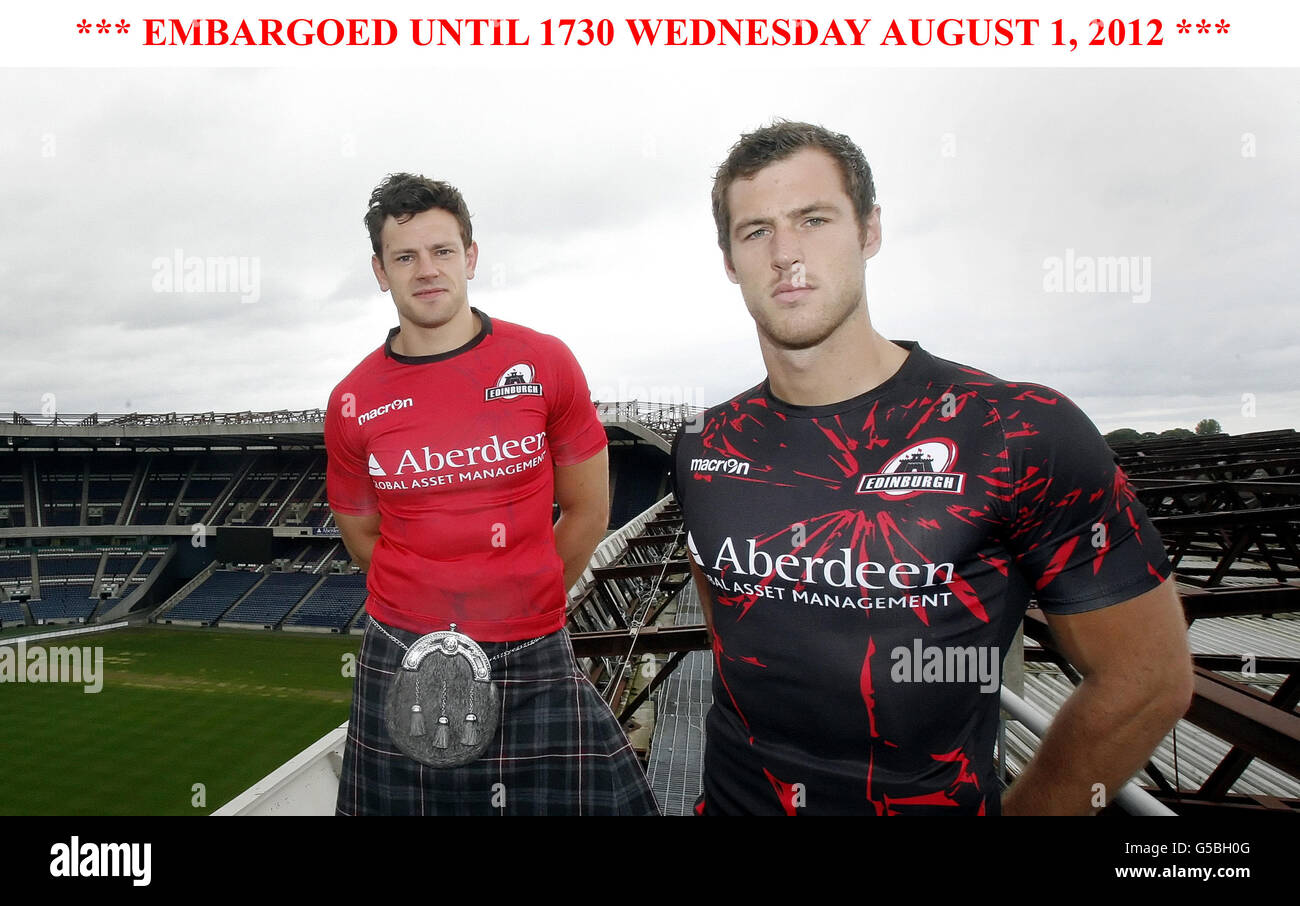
672, 341, 1172, 815
325, 309, 607, 642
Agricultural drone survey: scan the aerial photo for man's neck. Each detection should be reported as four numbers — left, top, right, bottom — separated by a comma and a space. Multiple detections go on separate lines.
392, 306, 480, 357
760, 307, 910, 407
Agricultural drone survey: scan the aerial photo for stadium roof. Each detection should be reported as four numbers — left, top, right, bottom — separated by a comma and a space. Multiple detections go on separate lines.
1, 402, 697, 452
0, 410, 327, 451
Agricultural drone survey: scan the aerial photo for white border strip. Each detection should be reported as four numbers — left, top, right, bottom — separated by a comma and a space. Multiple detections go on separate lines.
0, 621, 129, 647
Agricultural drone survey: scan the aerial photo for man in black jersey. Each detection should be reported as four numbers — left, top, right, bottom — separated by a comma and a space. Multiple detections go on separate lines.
672, 121, 1193, 815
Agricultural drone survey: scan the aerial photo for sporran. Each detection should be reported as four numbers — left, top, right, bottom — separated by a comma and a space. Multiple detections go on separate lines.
384, 623, 502, 768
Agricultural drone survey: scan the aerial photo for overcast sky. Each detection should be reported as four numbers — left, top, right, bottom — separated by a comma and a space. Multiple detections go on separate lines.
1, 66, 1296, 435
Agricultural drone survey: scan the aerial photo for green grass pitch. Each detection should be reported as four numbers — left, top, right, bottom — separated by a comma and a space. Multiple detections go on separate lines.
0, 626, 362, 815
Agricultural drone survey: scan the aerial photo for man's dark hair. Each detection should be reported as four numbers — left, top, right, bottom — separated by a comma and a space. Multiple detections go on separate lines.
365, 173, 473, 263
711, 120, 876, 261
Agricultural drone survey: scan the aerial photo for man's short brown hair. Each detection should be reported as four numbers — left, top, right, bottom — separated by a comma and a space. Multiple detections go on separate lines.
365, 173, 473, 263
711, 121, 876, 261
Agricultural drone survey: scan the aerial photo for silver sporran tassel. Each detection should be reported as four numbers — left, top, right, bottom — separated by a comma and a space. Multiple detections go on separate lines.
461, 712, 480, 746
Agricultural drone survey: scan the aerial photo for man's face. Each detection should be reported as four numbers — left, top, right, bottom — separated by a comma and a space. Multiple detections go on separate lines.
723, 147, 880, 351
371, 208, 478, 330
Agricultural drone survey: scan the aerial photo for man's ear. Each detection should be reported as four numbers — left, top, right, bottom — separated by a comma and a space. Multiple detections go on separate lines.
371, 254, 390, 292
860, 204, 883, 262
722, 249, 739, 285
465, 240, 479, 280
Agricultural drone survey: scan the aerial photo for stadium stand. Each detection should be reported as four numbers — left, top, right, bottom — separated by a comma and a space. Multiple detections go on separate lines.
284, 572, 368, 631
29, 583, 97, 622
135, 467, 185, 524
162, 570, 263, 624
88, 474, 131, 524
349, 605, 370, 632
0, 555, 32, 579
283, 541, 314, 565
35, 464, 82, 528
37, 554, 100, 577
0, 407, 673, 641
5, 449, 335, 532
102, 553, 142, 578
221, 571, 322, 627
0, 601, 25, 626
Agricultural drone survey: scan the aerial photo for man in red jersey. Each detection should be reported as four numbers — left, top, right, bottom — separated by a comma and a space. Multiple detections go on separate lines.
673, 122, 1194, 815
327, 173, 658, 815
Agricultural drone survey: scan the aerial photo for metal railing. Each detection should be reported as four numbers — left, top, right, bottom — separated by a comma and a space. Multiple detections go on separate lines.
6, 409, 328, 428
7, 402, 708, 436
595, 401, 705, 440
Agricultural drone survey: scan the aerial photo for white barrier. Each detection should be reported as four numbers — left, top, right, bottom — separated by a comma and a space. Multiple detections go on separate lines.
0, 621, 129, 647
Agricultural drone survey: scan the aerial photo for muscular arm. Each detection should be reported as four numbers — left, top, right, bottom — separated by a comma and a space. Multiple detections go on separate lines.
553, 448, 610, 591
334, 511, 381, 572
1001, 578, 1194, 815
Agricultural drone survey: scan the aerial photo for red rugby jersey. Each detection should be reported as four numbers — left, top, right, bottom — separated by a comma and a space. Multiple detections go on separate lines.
325, 309, 607, 641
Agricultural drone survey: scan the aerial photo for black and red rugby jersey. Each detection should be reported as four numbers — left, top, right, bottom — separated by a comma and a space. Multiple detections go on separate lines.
325, 309, 607, 642
672, 340, 1172, 815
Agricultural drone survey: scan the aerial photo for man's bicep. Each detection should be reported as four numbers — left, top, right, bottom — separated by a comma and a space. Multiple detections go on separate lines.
325, 389, 379, 516
334, 510, 381, 563
554, 447, 609, 515
1042, 579, 1190, 681
335, 510, 381, 533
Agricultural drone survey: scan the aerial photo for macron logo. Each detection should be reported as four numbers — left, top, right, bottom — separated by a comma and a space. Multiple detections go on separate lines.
368, 454, 386, 477
691, 457, 750, 476
358, 397, 414, 427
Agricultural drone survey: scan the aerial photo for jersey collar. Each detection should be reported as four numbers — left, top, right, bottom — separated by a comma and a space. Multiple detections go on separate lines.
761, 340, 928, 417
385, 308, 493, 365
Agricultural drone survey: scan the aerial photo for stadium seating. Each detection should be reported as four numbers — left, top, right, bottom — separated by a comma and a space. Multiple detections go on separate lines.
221, 571, 322, 626
5, 449, 338, 532
350, 605, 370, 631
0, 556, 32, 579
29, 583, 97, 622
37, 555, 100, 578
102, 554, 142, 578
285, 573, 368, 631
163, 570, 263, 623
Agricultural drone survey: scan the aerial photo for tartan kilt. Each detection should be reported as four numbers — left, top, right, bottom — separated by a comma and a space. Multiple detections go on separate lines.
336, 615, 661, 816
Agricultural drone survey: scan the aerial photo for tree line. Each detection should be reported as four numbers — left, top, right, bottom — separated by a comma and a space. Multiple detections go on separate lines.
1104, 418, 1222, 445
